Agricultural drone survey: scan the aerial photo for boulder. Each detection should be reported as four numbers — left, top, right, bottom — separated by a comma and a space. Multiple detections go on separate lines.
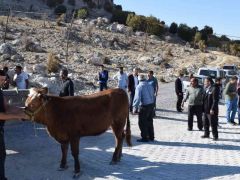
116, 24, 126, 33
32, 64, 47, 75
25, 41, 45, 52
73, 53, 85, 63
135, 31, 145, 36
11, 54, 24, 62
153, 56, 164, 65
138, 56, 153, 63
0, 43, 17, 55
87, 52, 105, 65
0, 54, 11, 61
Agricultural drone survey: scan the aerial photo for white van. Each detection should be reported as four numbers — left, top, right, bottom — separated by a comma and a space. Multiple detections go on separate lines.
197, 67, 225, 79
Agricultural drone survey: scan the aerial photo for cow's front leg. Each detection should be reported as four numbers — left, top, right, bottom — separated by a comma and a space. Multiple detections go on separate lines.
70, 138, 80, 178
58, 142, 69, 171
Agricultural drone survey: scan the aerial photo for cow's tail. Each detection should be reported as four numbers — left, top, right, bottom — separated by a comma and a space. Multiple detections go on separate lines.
125, 112, 132, 147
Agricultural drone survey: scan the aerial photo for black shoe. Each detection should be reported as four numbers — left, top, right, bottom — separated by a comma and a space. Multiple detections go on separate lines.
149, 138, 155, 141
213, 137, 218, 141
201, 135, 209, 138
188, 128, 192, 131
231, 121, 237, 125
199, 128, 203, 131
137, 138, 149, 142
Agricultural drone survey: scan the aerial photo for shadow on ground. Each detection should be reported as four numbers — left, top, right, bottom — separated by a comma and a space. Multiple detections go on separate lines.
4, 121, 240, 180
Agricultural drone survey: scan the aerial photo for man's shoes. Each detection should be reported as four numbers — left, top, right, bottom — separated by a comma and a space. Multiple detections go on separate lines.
201, 135, 209, 138
213, 137, 218, 141
187, 128, 192, 131
231, 121, 237, 125
149, 137, 155, 142
199, 128, 203, 131
136, 138, 149, 142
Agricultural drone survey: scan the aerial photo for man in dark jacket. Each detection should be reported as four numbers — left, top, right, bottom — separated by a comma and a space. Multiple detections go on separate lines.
128, 68, 139, 113
98, 65, 109, 91
175, 72, 184, 112
201, 77, 219, 140
59, 69, 74, 97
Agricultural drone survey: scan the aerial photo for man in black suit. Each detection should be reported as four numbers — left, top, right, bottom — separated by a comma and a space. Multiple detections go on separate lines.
201, 77, 219, 141
128, 68, 139, 113
175, 72, 184, 112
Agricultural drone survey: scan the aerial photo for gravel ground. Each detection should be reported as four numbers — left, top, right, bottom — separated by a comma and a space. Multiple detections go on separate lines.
4, 82, 240, 180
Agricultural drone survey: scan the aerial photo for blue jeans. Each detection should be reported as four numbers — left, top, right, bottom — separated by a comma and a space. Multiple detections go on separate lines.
226, 97, 238, 122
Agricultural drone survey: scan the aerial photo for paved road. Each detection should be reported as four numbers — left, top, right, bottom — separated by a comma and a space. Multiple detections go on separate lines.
4, 82, 240, 180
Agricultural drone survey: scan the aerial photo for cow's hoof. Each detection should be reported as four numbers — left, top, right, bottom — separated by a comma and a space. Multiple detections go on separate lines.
58, 165, 68, 171
73, 172, 80, 179
109, 161, 117, 165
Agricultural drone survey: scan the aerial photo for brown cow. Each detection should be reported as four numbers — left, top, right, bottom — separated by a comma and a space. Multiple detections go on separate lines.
24, 88, 131, 178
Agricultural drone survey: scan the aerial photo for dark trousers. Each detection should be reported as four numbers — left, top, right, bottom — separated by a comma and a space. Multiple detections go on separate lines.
188, 105, 203, 130
138, 104, 154, 140
203, 113, 218, 138
176, 95, 183, 111
0, 128, 6, 180
129, 91, 135, 112
99, 83, 107, 91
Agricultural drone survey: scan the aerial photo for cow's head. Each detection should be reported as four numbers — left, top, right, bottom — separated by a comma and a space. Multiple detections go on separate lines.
25, 87, 48, 119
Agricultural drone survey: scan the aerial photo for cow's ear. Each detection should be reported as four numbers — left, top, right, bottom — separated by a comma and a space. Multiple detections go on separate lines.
40, 87, 48, 95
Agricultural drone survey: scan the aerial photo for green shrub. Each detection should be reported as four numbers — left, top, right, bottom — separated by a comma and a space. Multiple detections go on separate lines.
169, 22, 178, 34
198, 40, 207, 52
126, 14, 164, 36
112, 10, 134, 25
77, 8, 88, 19
126, 14, 146, 32
177, 24, 194, 42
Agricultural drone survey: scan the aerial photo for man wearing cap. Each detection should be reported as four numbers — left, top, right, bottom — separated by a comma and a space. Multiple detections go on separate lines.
98, 65, 109, 91
133, 74, 155, 142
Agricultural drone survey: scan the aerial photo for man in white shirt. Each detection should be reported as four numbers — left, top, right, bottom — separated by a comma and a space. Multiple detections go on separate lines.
113, 67, 128, 92
13, 65, 29, 89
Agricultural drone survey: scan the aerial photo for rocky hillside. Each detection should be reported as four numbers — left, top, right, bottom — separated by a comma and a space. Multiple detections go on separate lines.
0, 15, 239, 95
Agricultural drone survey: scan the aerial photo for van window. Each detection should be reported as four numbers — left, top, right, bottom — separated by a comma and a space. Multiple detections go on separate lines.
199, 70, 217, 78
223, 66, 235, 70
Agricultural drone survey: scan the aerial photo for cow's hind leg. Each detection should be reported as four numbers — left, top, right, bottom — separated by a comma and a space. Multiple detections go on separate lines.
70, 138, 80, 178
110, 123, 125, 164
58, 142, 69, 171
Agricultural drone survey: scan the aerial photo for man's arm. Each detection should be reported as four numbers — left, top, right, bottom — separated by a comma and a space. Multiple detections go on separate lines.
25, 79, 29, 89
133, 87, 141, 108
0, 98, 27, 120
155, 78, 159, 95
211, 87, 219, 114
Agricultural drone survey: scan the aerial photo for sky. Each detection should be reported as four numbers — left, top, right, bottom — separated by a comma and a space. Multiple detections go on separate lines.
114, 0, 240, 40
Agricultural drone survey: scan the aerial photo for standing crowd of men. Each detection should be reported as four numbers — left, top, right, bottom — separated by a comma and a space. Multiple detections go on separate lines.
175, 72, 240, 141
99, 65, 159, 142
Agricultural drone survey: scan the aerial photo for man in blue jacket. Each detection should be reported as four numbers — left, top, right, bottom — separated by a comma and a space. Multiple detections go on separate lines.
133, 74, 155, 142
98, 65, 109, 91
